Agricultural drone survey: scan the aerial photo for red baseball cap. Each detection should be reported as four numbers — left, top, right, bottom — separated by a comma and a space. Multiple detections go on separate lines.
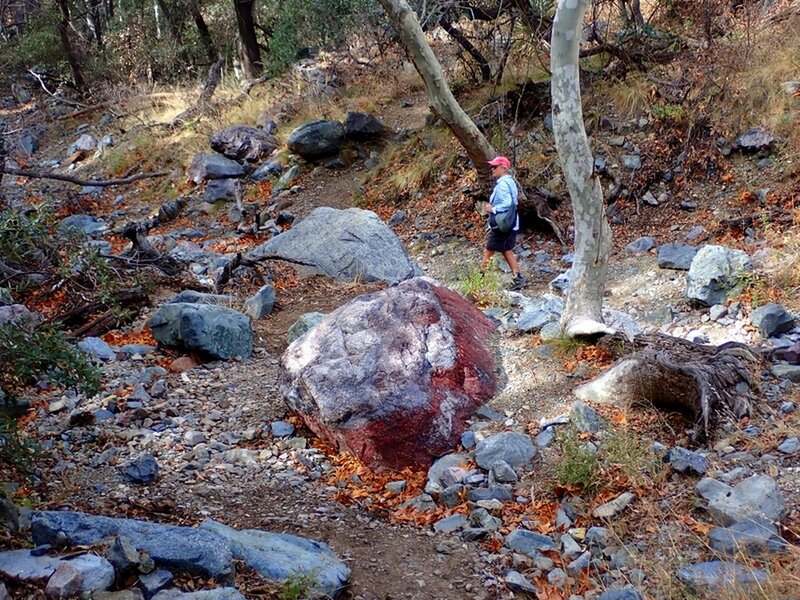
487, 156, 511, 168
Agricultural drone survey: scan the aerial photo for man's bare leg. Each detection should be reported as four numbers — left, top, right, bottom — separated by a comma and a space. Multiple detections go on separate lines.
481, 249, 495, 272
502, 250, 520, 277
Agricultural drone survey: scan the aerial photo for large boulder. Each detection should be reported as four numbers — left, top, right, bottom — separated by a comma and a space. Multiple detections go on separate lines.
148, 303, 252, 360
210, 125, 278, 163
245, 207, 420, 284
343, 112, 386, 139
685, 245, 752, 306
188, 153, 246, 185
287, 120, 345, 159
281, 278, 500, 469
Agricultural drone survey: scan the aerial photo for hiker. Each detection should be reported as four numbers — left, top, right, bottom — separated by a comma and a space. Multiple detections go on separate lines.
481, 155, 525, 290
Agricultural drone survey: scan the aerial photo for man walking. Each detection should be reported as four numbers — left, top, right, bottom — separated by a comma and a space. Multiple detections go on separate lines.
481, 156, 525, 290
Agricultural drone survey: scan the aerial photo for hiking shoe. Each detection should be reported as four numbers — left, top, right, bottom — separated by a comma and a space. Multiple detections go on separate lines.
510, 274, 526, 291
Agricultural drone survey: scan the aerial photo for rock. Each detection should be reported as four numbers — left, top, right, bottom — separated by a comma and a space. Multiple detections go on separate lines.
708, 521, 787, 557
287, 312, 326, 344
152, 590, 245, 600
439, 484, 465, 508
505, 570, 537, 594
749, 303, 794, 338
777, 436, 799, 454
32, 511, 233, 580
771, 364, 800, 382
570, 401, 604, 433
566, 550, 591, 575
773, 343, 800, 365
270, 421, 295, 438
287, 120, 345, 159
539, 321, 564, 341
597, 586, 644, 600
469, 508, 501, 531
0, 304, 35, 326
68, 134, 96, 155
343, 112, 386, 139
733, 127, 774, 152
188, 153, 246, 184
489, 460, 518, 484
626, 237, 655, 253
246, 207, 420, 284
621, 154, 642, 170
149, 303, 252, 360
272, 165, 300, 195
547, 567, 567, 588
0, 498, 19, 532
250, 158, 284, 182
139, 570, 173, 598
474, 432, 536, 469
426, 454, 468, 493
243, 284, 276, 320
107, 535, 143, 574
506, 529, 558, 555
203, 179, 240, 203
0, 549, 60, 583
433, 514, 467, 533
123, 454, 159, 485
550, 270, 571, 294
666, 447, 708, 476
695, 475, 785, 526
58, 214, 107, 237
515, 294, 564, 333
169, 291, 233, 305
281, 278, 498, 469
466, 486, 512, 503
48, 554, 115, 597
657, 243, 698, 270
19, 131, 39, 154
677, 560, 766, 590
592, 492, 635, 519
77, 337, 117, 361
685, 245, 752, 306
210, 125, 278, 163
199, 520, 349, 599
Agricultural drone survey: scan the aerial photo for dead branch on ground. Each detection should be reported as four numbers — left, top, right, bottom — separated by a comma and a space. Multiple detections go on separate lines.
1, 166, 168, 187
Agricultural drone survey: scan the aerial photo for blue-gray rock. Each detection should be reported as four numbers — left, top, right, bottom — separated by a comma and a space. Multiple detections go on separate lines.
708, 520, 787, 557
734, 128, 774, 152
461, 527, 489, 542
169, 291, 233, 305
585, 526, 610, 549
466, 486, 512, 503
750, 303, 794, 338
189, 153, 246, 185
287, 120, 345, 159
666, 446, 708, 476
149, 303, 252, 360
344, 112, 386, 139
772, 364, 800, 382
570, 401, 604, 433
250, 158, 284, 182
460, 430, 476, 449
489, 460, 518, 484
19, 131, 38, 154
204, 179, 240, 203
547, 567, 567, 587
597, 585, 644, 600
535, 427, 555, 447
107, 535, 141, 573
677, 560, 766, 590
470, 508, 502, 531
58, 214, 107, 237
474, 405, 505, 421
506, 528, 557, 555
139, 570, 174, 599
686, 245, 752, 306
210, 125, 278, 163
567, 550, 591, 575
778, 436, 799, 454
474, 432, 536, 469
0, 549, 60, 583
439, 484, 465, 508
272, 164, 300, 196
243, 284, 276, 320
199, 520, 349, 599
52, 554, 115, 595
79, 185, 103, 196
77, 337, 117, 361
433, 514, 467, 533
550, 270, 571, 294
287, 312, 326, 345
270, 421, 295, 438
124, 454, 159, 485
516, 294, 564, 333
504, 570, 537, 594
657, 243, 698, 270
68, 134, 96, 155
621, 154, 642, 170
31, 511, 233, 580
626, 236, 655, 253
426, 453, 468, 493
152, 589, 245, 600
245, 207, 420, 284
696, 475, 785, 526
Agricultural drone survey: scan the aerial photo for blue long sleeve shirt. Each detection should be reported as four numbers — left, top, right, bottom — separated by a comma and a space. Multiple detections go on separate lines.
488, 174, 519, 231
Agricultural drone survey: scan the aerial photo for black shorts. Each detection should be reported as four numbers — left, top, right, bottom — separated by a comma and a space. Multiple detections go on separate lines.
486, 228, 517, 252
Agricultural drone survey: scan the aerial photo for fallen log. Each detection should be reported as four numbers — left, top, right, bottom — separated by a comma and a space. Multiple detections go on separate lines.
0, 166, 168, 187
52, 287, 149, 338
575, 332, 761, 441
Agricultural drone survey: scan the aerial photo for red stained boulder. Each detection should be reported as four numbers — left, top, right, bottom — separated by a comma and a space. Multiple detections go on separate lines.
280, 278, 500, 470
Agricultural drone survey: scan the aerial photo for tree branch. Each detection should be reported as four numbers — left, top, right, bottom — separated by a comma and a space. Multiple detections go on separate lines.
1, 166, 168, 187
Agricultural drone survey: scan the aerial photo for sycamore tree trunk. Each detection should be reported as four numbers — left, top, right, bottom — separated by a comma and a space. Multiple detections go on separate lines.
551, 0, 612, 336
234, 0, 261, 80
377, 0, 496, 174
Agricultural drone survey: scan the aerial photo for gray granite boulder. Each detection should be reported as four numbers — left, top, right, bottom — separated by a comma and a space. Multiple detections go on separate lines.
31, 511, 234, 580
734, 127, 774, 152
625, 236, 655, 253
189, 153, 246, 184
287, 312, 326, 344
657, 243, 698, 270
243, 284, 276, 320
281, 277, 499, 470
210, 125, 278, 163
287, 120, 345, 159
170, 291, 233, 305
343, 112, 386, 139
149, 303, 252, 360
750, 303, 794, 338
686, 245, 752, 306
696, 475, 785, 526
245, 207, 420, 284
474, 432, 536, 469
677, 560, 766, 590
0, 549, 60, 583
203, 179, 240, 203
199, 520, 349, 599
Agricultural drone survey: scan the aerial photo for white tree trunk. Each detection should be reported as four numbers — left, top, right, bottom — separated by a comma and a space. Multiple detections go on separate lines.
377, 0, 496, 172
551, 0, 613, 337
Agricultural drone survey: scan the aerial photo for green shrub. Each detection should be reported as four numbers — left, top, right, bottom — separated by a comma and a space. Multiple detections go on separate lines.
552, 429, 601, 491
457, 263, 509, 307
